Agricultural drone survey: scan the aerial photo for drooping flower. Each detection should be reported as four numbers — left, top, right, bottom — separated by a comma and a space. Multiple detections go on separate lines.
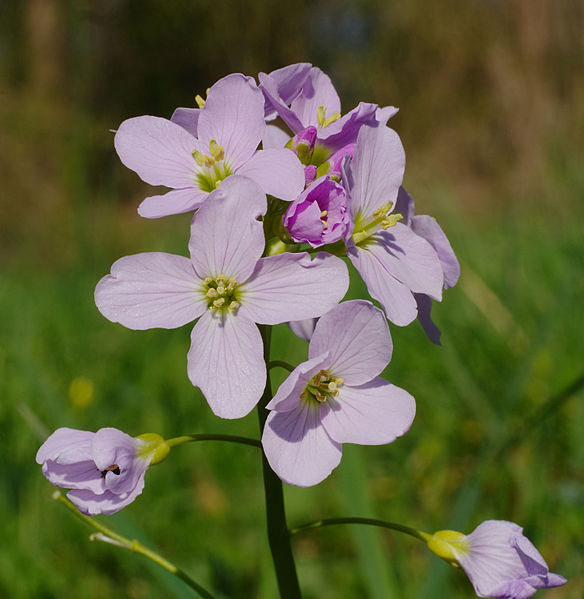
262, 300, 415, 486
426, 521, 567, 598
283, 176, 351, 247
36, 427, 168, 515
114, 73, 304, 218
259, 64, 397, 170
95, 176, 349, 419
343, 125, 445, 326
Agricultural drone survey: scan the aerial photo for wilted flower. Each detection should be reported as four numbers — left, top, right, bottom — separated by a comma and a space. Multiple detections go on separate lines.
114, 73, 304, 218
426, 521, 567, 598
95, 176, 349, 419
36, 427, 168, 515
262, 300, 415, 486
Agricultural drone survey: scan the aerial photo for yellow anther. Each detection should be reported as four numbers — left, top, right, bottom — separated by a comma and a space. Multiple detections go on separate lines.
229, 301, 240, 310
323, 111, 341, 128
206, 288, 218, 298
373, 201, 393, 218
209, 139, 224, 162
381, 213, 403, 229
317, 105, 327, 127
229, 277, 237, 286
204, 277, 212, 285
217, 274, 227, 282
322, 222, 328, 229
334, 378, 344, 385
328, 381, 337, 392
320, 210, 328, 218
192, 149, 214, 168
195, 94, 206, 108
213, 298, 225, 308
315, 390, 327, 403
217, 285, 226, 295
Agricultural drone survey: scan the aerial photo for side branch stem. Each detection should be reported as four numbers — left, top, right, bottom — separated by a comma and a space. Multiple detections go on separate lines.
165, 434, 261, 449
257, 325, 302, 599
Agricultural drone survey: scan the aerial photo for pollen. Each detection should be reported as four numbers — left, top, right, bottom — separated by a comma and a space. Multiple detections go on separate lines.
317, 104, 341, 128
302, 369, 344, 405
203, 274, 241, 314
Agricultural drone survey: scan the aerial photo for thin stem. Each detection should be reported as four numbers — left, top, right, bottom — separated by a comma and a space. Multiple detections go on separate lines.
290, 517, 429, 543
165, 433, 261, 449
268, 360, 296, 373
53, 492, 215, 599
257, 325, 302, 599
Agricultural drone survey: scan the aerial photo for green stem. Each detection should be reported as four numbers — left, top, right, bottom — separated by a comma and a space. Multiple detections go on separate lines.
290, 517, 429, 543
268, 360, 296, 373
165, 433, 261, 449
257, 325, 302, 599
53, 492, 215, 599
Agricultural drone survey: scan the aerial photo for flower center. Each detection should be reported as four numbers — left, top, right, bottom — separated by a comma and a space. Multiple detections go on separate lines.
192, 138, 232, 192
101, 464, 121, 476
203, 274, 241, 314
352, 202, 403, 246
301, 369, 344, 404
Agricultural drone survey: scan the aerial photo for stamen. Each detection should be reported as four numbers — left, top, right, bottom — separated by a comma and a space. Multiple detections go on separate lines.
209, 139, 224, 162
317, 105, 327, 127
216, 285, 226, 295
213, 298, 225, 308
206, 288, 218, 298
323, 111, 341, 128
229, 301, 240, 310
320, 210, 328, 218
381, 214, 403, 229
195, 94, 206, 108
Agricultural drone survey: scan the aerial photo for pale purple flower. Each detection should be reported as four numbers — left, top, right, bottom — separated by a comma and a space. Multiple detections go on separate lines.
287, 317, 318, 342
36, 427, 156, 515
428, 521, 567, 598
114, 73, 304, 219
262, 300, 415, 487
259, 64, 397, 162
95, 176, 349, 419
343, 125, 445, 326
283, 176, 351, 247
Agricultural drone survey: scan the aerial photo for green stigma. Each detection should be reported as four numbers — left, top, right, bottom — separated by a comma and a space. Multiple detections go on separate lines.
192, 138, 231, 192
301, 369, 344, 405
351, 202, 403, 246
203, 274, 241, 314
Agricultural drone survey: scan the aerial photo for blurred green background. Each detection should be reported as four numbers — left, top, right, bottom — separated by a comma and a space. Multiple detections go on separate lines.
1, 0, 583, 597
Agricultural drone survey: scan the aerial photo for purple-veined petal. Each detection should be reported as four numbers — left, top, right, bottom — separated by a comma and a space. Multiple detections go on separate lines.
262, 123, 291, 149
91, 428, 140, 471
267, 353, 330, 412
114, 116, 199, 188
236, 148, 304, 201
291, 67, 341, 129
170, 107, 200, 137
376, 105, 399, 126
67, 483, 145, 516
187, 311, 265, 419
240, 252, 349, 325
262, 63, 312, 118
197, 74, 265, 172
367, 224, 444, 300
258, 71, 305, 133
188, 176, 266, 282
348, 125, 405, 218
287, 318, 318, 342
41, 460, 104, 494
318, 102, 379, 152
394, 186, 415, 226
95, 253, 206, 330
411, 215, 460, 289
415, 294, 442, 345
321, 378, 415, 445
348, 244, 418, 326
308, 300, 392, 384
262, 403, 342, 487
137, 187, 208, 219
36, 428, 93, 464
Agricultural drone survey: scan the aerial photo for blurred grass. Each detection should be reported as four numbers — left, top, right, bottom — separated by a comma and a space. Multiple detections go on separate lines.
1, 1, 584, 597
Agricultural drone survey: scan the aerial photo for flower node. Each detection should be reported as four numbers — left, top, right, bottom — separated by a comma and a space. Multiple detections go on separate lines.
301, 370, 344, 404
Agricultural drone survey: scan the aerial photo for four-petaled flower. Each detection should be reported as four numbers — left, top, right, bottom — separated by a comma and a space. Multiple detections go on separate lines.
36, 427, 166, 515
115, 73, 304, 218
95, 176, 349, 419
262, 300, 416, 486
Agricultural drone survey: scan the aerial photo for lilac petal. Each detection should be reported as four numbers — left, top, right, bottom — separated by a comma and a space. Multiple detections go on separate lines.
187, 311, 265, 419
348, 245, 418, 326
137, 187, 208, 219
264, 63, 312, 113
41, 460, 104, 494
197, 74, 265, 171
262, 403, 342, 487
321, 378, 415, 445
95, 253, 206, 330
262, 124, 291, 149
91, 428, 140, 471
287, 318, 318, 342
348, 125, 405, 218
170, 107, 200, 137
309, 300, 392, 384
291, 67, 341, 129
36, 428, 93, 464
188, 176, 266, 282
258, 72, 306, 133
114, 116, 199, 188
67, 483, 144, 516
367, 224, 444, 300
394, 186, 415, 226
376, 105, 399, 126
415, 293, 442, 345
411, 215, 460, 289
267, 353, 330, 412
240, 252, 349, 325
236, 148, 304, 201
318, 102, 379, 152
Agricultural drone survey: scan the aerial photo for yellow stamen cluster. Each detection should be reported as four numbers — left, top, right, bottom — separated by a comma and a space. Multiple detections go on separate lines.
320, 209, 328, 230
194, 88, 211, 108
203, 274, 240, 313
352, 201, 403, 246
317, 104, 341, 129
192, 138, 225, 169
192, 138, 231, 192
301, 369, 344, 404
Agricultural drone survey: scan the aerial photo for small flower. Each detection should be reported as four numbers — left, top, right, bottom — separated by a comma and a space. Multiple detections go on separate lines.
114, 73, 304, 219
95, 176, 349, 419
262, 300, 415, 486
426, 521, 567, 599
283, 176, 351, 248
36, 427, 168, 515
